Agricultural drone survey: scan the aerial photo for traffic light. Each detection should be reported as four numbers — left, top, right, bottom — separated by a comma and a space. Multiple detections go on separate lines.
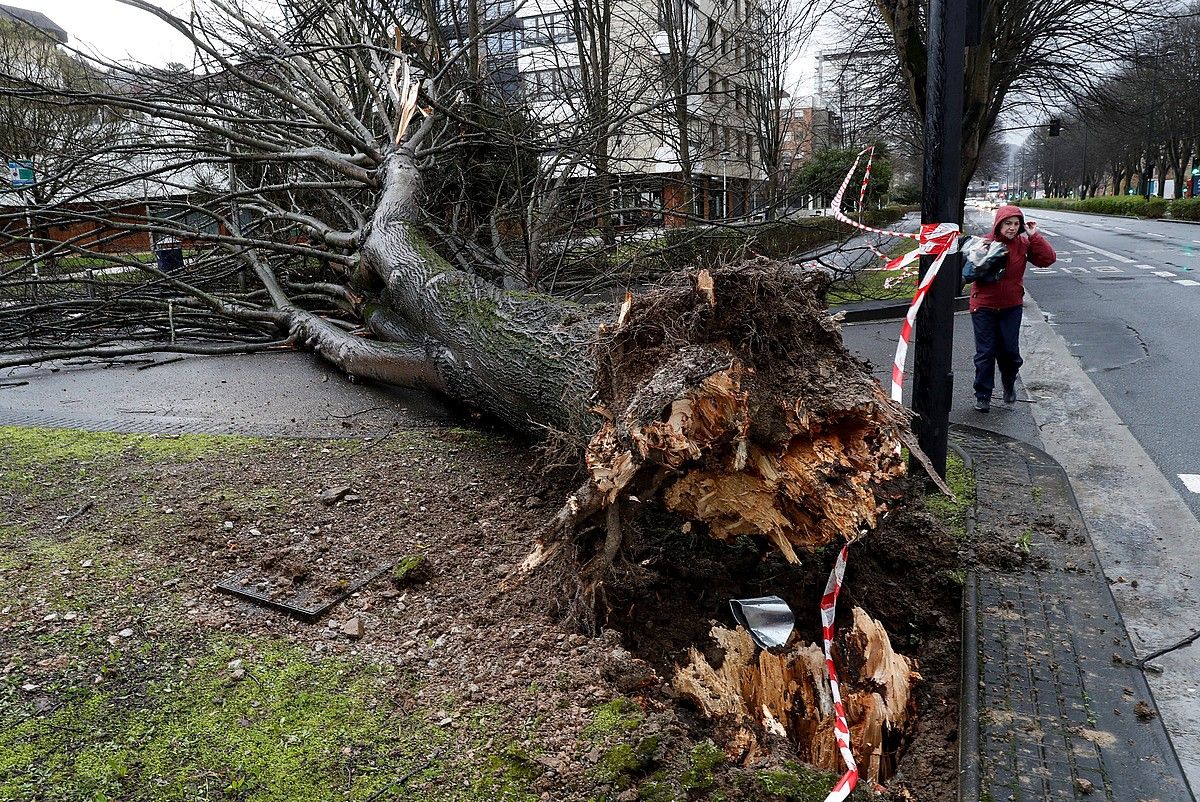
1049, 119, 1062, 137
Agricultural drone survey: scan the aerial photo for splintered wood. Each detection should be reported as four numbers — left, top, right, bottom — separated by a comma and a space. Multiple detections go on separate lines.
673, 609, 918, 784
583, 265, 907, 561
585, 353, 903, 560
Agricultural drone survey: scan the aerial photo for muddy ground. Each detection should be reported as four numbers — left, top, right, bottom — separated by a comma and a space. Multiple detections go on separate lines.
0, 423, 965, 801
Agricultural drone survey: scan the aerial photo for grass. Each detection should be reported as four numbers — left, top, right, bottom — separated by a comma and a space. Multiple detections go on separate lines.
924, 452, 975, 540
0, 638, 543, 802
827, 237, 918, 305
755, 761, 876, 800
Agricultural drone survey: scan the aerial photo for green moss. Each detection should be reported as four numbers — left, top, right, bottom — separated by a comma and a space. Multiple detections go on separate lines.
636, 778, 680, 801
0, 426, 259, 469
924, 452, 975, 539
756, 762, 873, 801
0, 644, 375, 798
481, 743, 544, 795
679, 741, 724, 791
392, 553, 427, 583
594, 736, 660, 788
0, 634, 557, 802
585, 698, 643, 737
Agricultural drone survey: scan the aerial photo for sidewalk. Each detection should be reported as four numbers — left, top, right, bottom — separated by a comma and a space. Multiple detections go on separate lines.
956, 425, 1188, 801
0, 351, 455, 438
842, 310, 1196, 800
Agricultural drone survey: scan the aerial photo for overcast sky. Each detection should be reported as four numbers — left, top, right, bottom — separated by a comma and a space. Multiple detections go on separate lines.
12, 0, 819, 91
9, 0, 197, 66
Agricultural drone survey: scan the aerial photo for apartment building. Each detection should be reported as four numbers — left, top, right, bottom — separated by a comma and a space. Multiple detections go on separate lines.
429, 0, 766, 226
778, 94, 839, 172
815, 48, 894, 149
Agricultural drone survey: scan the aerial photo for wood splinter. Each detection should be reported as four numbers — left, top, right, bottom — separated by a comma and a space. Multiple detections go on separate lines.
673, 608, 919, 785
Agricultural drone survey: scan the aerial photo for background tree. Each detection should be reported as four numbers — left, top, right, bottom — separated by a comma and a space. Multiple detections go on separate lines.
865, 0, 1153, 204
788, 145, 892, 209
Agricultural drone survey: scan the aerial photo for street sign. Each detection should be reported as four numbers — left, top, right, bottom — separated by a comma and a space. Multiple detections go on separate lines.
7, 159, 33, 188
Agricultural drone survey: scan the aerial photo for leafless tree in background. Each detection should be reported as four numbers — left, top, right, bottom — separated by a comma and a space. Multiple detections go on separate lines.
853, 0, 1159, 201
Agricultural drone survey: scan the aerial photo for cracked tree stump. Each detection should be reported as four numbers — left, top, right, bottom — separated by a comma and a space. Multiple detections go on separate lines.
673, 607, 919, 785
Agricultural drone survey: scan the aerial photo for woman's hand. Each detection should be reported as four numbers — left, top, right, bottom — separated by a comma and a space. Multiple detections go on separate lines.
1025, 220, 1039, 236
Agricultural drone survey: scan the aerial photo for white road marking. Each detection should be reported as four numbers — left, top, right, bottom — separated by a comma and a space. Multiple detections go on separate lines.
1175, 279, 1200, 286
1146, 232, 1168, 238
1041, 229, 1060, 236
1030, 267, 1056, 274
1136, 264, 1155, 269
1086, 256, 1100, 262
1062, 266, 1090, 274
1154, 271, 1176, 277
1180, 474, 1200, 494
1092, 266, 1123, 273
1068, 239, 1137, 264
1114, 226, 1131, 232
1192, 240, 1200, 244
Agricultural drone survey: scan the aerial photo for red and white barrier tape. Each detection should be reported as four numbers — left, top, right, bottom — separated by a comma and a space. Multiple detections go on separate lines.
887, 223, 960, 402
827, 147, 960, 403
809, 151, 962, 802
819, 540, 857, 802
857, 146, 874, 212
829, 148, 918, 242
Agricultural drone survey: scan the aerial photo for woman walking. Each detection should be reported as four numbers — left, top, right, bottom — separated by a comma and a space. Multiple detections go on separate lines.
971, 205, 1056, 412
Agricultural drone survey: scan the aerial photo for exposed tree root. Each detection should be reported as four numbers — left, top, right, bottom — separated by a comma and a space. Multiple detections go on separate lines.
673, 608, 919, 785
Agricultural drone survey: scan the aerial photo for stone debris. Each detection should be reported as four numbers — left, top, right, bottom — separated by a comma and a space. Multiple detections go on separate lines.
341, 617, 364, 639
318, 486, 353, 505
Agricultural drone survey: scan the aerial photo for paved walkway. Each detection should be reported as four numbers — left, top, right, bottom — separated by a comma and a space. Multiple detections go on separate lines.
0, 351, 454, 438
957, 425, 1189, 801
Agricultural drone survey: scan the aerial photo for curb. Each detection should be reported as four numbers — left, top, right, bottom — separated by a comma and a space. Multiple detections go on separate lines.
835, 294, 969, 323
949, 423, 1193, 801
947, 437, 979, 802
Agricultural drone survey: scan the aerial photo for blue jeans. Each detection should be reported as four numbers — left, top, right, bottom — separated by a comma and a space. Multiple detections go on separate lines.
972, 305, 1023, 400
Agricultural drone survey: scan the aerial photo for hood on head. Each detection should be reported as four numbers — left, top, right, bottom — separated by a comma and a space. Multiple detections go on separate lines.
992, 204, 1025, 239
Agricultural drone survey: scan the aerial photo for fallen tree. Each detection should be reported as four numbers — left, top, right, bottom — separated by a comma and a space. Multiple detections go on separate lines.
0, 0, 931, 786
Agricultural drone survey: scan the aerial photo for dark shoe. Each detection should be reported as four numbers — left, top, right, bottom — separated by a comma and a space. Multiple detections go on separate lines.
1003, 385, 1017, 404
974, 397, 990, 413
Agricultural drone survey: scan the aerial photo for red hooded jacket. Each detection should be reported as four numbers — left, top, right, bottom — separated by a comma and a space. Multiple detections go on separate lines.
969, 204, 1056, 312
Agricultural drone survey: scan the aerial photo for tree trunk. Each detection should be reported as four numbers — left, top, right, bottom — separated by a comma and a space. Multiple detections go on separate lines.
339, 148, 909, 567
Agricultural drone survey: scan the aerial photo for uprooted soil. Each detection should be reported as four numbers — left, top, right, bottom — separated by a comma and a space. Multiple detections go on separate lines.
0, 423, 962, 801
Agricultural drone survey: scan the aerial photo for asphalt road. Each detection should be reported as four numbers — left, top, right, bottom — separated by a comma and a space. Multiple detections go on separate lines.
1019, 208, 1200, 519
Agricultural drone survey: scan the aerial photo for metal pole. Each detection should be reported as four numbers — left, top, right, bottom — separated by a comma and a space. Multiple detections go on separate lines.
911, 0, 967, 479
1144, 63, 1158, 200
1081, 123, 1089, 198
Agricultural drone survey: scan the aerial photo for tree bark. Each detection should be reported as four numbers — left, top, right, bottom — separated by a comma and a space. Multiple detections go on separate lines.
341, 147, 909, 565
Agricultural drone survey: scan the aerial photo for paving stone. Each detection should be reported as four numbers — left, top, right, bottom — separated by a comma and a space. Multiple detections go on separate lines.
953, 424, 1191, 802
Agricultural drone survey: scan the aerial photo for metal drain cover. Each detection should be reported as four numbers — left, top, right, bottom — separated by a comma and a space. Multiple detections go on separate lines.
215, 562, 392, 622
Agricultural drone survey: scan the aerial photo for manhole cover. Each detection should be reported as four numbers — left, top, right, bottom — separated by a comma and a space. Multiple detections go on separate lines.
215, 562, 392, 621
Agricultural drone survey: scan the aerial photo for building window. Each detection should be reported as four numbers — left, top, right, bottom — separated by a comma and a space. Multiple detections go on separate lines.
524, 67, 581, 101
524, 13, 574, 45
485, 30, 521, 54
486, 0, 514, 17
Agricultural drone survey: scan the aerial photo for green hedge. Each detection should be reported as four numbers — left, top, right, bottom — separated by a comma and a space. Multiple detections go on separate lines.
1171, 198, 1200, 221
1021, 195, 1175, 219
654, 206, 908, 267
